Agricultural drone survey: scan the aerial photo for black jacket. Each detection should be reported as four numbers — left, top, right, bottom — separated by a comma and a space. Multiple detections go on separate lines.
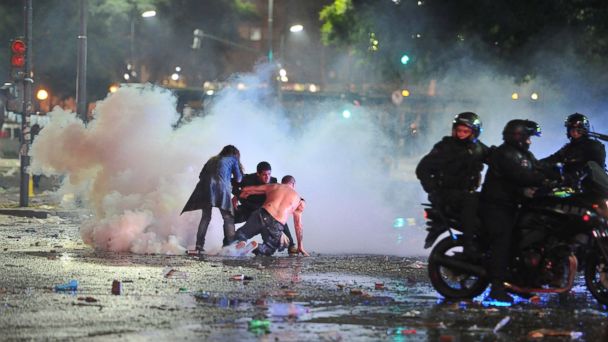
232, 173, 278, 210
416, 136, 490, 194
541, 136, 606, 174
481, 143, 549, 207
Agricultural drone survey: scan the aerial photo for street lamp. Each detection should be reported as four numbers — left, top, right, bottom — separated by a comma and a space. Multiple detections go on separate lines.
280, 24, 304, 62
128, 8, 156, 82
289, 24, 303, 33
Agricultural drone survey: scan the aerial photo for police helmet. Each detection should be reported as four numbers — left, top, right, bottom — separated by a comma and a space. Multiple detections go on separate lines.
452, 112, 482, 138
502, 119, 542, 148
565, 113, 590, 138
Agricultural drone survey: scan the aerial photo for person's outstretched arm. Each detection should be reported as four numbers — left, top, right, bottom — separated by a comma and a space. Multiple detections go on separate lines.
293, 200, 308, 256
240, 184, 271, 198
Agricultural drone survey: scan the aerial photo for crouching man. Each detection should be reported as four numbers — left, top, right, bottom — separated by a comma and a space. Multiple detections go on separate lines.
234, 175, 309, 256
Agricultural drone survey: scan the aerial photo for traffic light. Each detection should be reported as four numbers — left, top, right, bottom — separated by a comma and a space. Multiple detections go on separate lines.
10, 38, 26, 81
400, 54, 410, 65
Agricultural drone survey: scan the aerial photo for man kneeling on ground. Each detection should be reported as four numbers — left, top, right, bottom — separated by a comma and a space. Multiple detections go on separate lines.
233, 175, 309, 256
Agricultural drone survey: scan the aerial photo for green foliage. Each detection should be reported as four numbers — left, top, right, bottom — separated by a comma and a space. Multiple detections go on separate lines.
319, 0, 608, 88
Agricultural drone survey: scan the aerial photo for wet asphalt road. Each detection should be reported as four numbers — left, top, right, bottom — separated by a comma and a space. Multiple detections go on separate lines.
1, 211, 608, 341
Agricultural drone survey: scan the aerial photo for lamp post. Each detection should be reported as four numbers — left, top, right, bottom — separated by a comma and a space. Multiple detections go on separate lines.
128, 9, 156, 82
267, 0, 274, 62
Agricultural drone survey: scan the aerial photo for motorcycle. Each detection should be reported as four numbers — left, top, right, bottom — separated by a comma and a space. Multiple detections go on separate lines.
423, 161, 608, 306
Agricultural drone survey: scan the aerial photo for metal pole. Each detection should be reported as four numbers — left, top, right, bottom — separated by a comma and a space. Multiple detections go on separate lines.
76, 0, 88, 123
267, 0, 273, 62
19, 0, 33, 207
130, 16, 135, 78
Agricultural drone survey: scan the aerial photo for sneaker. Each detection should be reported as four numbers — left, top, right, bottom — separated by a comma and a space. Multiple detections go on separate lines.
235, 241, 258, 256
488, 287, 514, 304
288, 246, 298, 255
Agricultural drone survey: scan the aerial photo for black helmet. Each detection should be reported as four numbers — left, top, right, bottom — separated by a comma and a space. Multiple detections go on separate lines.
565, 113, 590, 138
452, 112, 482, 138
502, 119, 542, 149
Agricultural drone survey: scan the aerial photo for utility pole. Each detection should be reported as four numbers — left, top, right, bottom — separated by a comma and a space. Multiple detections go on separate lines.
267, 0, 274, 62
19, 0, 33, 207
76, 0, 88, 123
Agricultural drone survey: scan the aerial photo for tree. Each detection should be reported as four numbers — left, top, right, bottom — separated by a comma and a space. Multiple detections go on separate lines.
319, 0, 608, 92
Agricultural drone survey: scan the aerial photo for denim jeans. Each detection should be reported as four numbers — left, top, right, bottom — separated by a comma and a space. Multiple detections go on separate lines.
196, 206, 235, 249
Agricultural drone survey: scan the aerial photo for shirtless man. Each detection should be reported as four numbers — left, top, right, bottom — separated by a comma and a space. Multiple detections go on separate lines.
233, 175, 308, 256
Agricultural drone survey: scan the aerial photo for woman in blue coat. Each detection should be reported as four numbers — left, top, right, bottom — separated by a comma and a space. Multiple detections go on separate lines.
182, 145, 243, 251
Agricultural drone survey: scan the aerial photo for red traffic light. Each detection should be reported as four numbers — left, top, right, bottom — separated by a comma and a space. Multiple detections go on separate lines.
10, 39, 26, 68
11, 55, 25, 67
11, 39, 26, 54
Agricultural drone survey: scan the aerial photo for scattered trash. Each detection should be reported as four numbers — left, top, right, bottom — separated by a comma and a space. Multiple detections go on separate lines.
350, 288, 363, 295
55, 280, 78, 292
248, 319, 270, 330
193, 291, 210, 300
178, 287, 188, 293
402, 310, 421, 317
282, 290, 297, 298
527, 329, 583, 339
268, 303, 309, 317
163, 268, 188, 279
336, 283, 345, 290
230, 274, 253, 281
405, 260, 427, 269
111, 280, 122, 295
78, 296, 98, 303
493, 316, 510, 333
386, 328, 417, 335
375, 282, 385, 290
186, 250, 199, 256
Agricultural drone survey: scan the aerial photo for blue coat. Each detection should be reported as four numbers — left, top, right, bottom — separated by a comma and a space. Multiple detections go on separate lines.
181, 156, 242, 213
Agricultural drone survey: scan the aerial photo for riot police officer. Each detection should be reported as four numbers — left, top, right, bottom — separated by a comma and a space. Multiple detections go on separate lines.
416, 112, 490, 256
541, 113, 606, 183
481, 119, 554, 303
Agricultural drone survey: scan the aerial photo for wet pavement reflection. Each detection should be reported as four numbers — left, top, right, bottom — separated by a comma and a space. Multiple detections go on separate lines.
1, 214, 607, 340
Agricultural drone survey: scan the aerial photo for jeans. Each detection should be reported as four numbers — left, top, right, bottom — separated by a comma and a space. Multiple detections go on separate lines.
196, 206, 235, 249
235, 205, 296, 248
234, 208, 285, 256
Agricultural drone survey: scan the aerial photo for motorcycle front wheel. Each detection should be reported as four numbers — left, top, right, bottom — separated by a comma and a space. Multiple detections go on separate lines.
584, 247, 608, 306
428, 235, 489, 300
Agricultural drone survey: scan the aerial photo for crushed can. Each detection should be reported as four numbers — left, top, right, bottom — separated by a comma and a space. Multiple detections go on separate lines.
111, 280, 122, 295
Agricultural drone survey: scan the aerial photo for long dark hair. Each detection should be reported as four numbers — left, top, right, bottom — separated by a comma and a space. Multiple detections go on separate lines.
219, 145, 244, 174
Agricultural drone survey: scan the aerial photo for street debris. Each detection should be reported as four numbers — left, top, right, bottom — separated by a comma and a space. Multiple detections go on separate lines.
230, 274, 253, 281
77, 296, 98, 303
268, 303, 309, 317
527, 329, 583, 339
55, 279, 78, 292
111, 280, 122, 295
163, 268, 188, 279
493, 316, 510, 333
386, 327, 417, 335
405, 260, 427, 269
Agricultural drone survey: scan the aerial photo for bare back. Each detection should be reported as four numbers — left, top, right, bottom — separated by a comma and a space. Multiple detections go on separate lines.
239, 182, 307, 256
262, 184, 302, 224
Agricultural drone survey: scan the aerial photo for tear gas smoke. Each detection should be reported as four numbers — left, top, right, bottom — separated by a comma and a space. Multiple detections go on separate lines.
30, 65, 421, 255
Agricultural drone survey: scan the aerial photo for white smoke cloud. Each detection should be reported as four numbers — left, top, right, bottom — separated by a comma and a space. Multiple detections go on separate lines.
30, 65, 418, 256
